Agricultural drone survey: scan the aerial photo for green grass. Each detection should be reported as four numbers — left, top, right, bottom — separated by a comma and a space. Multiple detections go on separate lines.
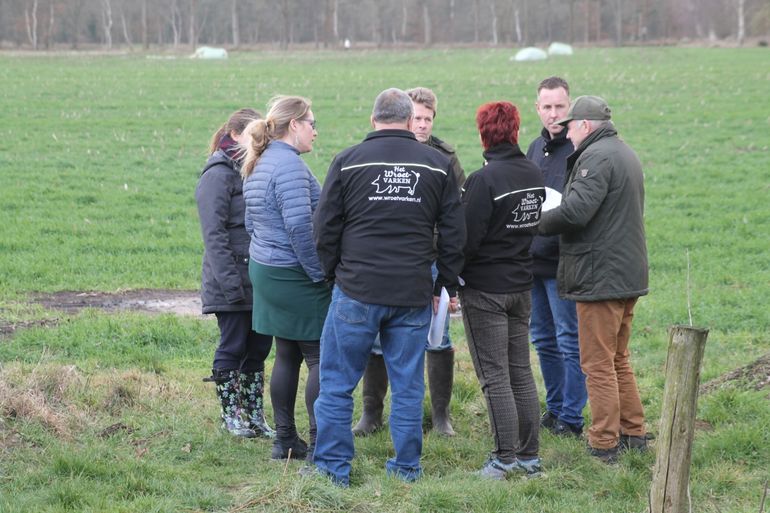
1, 47, 769, 512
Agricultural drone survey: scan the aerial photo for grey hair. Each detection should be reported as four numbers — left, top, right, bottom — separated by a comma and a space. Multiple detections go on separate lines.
372, 88, 413, 124
585, 120, 612, 132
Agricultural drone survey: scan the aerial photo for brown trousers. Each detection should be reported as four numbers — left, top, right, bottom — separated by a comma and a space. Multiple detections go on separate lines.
577, 298, 645, 449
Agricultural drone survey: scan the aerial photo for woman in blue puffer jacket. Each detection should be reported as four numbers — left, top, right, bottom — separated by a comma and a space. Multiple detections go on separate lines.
241, 95, 330, 462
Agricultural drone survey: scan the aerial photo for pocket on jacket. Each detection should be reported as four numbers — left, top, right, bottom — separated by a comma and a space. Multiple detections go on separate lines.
235, 254, 250, 282
560, 243, 593, 295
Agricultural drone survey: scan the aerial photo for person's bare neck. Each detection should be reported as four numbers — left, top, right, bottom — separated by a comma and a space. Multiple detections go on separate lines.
372, 121, 409, 131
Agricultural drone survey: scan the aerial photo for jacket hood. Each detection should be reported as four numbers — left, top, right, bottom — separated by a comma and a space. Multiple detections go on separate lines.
200, 150, 237, 177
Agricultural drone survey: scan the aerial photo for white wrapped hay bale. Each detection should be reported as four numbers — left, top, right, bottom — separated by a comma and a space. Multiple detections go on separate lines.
511, 47, 548, 62
548, 42, 574, 56
191, 46, 228, 59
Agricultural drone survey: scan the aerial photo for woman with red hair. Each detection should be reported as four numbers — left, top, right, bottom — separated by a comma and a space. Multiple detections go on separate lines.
460, 101, 546, 480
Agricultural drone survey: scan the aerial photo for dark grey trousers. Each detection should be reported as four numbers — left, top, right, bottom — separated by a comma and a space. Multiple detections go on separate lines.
214, 311, 273, 372
460, 287, 540, 462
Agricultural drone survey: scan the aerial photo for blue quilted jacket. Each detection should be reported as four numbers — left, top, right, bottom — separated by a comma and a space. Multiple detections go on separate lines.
243, 140, 325, 282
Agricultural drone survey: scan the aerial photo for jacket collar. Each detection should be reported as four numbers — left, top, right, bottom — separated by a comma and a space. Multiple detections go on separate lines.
482, 142, 524, 163
567, 122, 618, 171
270, 140, 300, 154
541, 127, 571, 154
364, 129, 418, 142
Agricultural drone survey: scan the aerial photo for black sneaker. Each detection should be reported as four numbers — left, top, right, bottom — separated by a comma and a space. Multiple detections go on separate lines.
540, 411, 558, 432
619, 434, 649, 452
587, 444, 619, 464
552, 419, 583, 438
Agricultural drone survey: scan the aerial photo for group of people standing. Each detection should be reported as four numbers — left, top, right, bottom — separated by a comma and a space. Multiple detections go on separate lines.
194, 76, 650, 487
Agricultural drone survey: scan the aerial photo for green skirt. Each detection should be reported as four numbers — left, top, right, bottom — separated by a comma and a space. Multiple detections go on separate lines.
249, 260, 331, 341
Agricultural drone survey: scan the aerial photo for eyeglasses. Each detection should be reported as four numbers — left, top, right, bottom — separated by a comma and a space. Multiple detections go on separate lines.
299, 118, 317, 130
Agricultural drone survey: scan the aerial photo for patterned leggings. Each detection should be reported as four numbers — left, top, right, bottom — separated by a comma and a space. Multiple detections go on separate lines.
461, 287, 540, 463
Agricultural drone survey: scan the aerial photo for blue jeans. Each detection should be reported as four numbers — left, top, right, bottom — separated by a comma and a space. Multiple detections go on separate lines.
371, 262, 451, 355
530, 277, 587, 427
313, 287, 431, 486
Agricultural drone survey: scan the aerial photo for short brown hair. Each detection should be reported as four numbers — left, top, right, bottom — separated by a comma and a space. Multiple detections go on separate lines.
406, 87, 437, 116
537, 76, 570, 95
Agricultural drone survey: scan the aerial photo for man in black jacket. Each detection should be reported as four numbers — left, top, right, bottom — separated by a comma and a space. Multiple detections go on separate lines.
526, 77, 587, 438
540, 95, 649, 463
310, 88, 465, 486
352, 86, 465, 438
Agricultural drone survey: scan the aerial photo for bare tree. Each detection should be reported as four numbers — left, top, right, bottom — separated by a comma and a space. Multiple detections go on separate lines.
166, 0, 181, 47
401, 0, 408, 42
614, 0, 623, 45
473, 0, 480, 42
279, 0, 289, 49
43, 0, 54, 49
119, 4, 132, 47
141, 0, 148, 48
323, 0, 338, 47
514, 5, 522, 43
421, 0, 431, 45
101, 0, 113, 49
25, 0, 39, 49
491, 0, 498, 44
737, 0, 745, 44
230, 0, 238, 47
189, 0, 197, 49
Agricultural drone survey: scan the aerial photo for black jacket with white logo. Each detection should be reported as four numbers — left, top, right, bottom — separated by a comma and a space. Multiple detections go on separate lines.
461, 143, 545, 293
313, 129, 466, 307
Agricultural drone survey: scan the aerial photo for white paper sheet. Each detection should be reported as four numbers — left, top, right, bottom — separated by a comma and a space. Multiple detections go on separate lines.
542, 187, 562, 212
427, 287, 450, 348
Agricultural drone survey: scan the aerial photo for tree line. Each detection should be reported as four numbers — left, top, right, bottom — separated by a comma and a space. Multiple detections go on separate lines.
3, 0, 768, 51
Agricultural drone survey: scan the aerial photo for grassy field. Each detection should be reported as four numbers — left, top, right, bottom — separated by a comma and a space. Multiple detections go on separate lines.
1, 47, 769, 512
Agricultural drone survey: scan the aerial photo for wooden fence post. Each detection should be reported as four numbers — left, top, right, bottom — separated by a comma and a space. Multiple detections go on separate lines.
649, 325, 709, 513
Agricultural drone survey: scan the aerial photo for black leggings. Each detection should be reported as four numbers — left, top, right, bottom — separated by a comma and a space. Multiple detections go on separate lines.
214, 311, 273, 372
270, 337, 320, 443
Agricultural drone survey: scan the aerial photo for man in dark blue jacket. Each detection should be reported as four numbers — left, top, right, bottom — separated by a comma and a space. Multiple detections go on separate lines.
526, 77, 587, 438
311, 88, 465, 486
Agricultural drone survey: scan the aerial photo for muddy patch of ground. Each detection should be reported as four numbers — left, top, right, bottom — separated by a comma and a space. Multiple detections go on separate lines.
32, 289, 203, 317
1, 290, 204, 338
700, 352, 770, 394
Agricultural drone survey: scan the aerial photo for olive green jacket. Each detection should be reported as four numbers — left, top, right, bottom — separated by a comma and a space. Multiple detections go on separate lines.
539, 123, 648, 301
427, 135, 465, 190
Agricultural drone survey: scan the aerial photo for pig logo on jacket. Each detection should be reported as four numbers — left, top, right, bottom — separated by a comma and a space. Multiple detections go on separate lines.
371, 166, 421, 196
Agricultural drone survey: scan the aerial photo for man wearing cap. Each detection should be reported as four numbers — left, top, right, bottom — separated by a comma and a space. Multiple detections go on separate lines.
539, 95, 649, 464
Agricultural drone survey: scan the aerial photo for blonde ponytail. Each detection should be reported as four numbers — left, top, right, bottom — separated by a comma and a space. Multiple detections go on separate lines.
241, 119, 271, 179
240, 96, 312, 179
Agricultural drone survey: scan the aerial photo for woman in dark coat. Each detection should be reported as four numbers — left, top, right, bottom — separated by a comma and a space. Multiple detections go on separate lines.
195, 108, 274, 438
460, 102, 545, 479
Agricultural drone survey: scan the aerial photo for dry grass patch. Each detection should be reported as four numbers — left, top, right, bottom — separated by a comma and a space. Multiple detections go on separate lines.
0, 364, 192, 447
0, 363, 84, 440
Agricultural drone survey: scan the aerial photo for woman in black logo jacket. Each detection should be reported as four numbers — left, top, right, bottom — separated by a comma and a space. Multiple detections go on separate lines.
460, 101, 545, 480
